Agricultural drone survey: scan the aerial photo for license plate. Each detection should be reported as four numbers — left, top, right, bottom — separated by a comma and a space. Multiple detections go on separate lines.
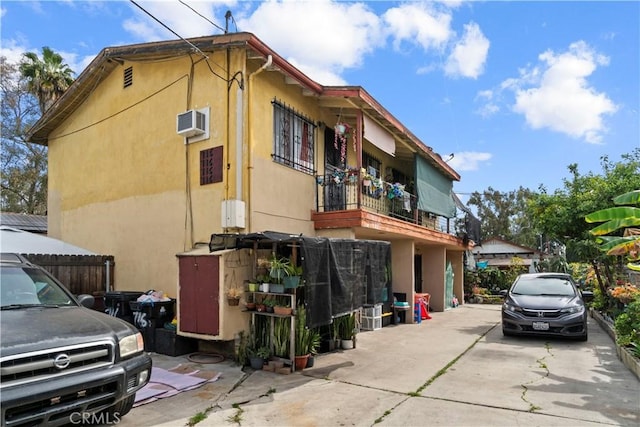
532, 322, 549, 331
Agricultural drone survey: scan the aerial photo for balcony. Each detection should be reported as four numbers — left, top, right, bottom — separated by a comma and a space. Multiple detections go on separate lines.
313, 169, 457, 239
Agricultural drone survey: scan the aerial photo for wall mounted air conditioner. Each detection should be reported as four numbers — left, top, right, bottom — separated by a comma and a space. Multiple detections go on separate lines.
177, 110, 206, 137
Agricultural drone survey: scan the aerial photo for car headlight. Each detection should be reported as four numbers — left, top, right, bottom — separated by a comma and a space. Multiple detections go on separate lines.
503, 302, 522, 312
561, 305, 585, 315
119, 332, 144, 358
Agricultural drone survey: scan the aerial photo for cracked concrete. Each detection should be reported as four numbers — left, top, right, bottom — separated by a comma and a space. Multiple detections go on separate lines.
119, 304, 639, 427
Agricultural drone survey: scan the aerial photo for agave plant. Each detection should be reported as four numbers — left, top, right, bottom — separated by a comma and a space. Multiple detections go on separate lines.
585, 190, 640, 271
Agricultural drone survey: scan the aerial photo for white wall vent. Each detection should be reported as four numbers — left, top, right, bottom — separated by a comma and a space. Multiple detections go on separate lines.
177, 110, 206, 137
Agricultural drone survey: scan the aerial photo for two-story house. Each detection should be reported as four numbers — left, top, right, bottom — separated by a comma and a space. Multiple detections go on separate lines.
28, 32, 469, 341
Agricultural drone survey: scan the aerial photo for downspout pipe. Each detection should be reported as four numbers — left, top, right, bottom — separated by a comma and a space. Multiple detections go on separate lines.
246, 55, 272, 231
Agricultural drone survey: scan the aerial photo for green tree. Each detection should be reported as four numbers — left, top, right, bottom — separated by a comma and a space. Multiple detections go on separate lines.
528, 150, 640, 290
466, 186, 537, 247
1, 57, 47, 214
19, 46, 74, 114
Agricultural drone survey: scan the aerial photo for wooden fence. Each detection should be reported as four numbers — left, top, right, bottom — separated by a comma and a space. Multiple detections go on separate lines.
22, 254, 115, 296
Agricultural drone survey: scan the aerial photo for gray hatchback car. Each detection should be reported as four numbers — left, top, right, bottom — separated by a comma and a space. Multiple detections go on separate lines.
502, 272, 592, 341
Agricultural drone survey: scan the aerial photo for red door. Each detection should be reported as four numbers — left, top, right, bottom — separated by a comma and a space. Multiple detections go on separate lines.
178, 255, 219, 335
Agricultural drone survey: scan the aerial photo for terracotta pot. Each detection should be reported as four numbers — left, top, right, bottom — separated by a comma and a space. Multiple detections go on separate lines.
245, 302, 256, 311
294, 354, 309, 371
274, 306, 292, 316
227, 297, 240, 306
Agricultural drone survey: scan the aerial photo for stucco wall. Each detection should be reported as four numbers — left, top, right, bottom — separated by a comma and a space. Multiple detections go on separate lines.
46, 47, 327, 294
422, 246, 446, 312
390, 240, 414, 321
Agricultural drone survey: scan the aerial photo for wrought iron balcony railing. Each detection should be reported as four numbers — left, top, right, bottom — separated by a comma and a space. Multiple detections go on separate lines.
315, 170, 453, 234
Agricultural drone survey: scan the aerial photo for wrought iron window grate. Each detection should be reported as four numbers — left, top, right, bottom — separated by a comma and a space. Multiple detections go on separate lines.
272, 99, 316, 174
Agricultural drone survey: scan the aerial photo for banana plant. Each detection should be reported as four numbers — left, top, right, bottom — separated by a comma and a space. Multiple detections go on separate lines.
585, 190, 640, 271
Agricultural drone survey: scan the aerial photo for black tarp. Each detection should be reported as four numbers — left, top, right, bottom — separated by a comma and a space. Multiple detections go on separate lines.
209, 231, 392, 328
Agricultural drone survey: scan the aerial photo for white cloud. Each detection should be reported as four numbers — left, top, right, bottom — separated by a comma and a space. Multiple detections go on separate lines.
117, 1, 479, 86
444, 22, 489, 79
239, 1, 382, 85
0, 39, 26, 64
476, 103, 499, 118
383, 2, 453, 52
448, 151, 492, 172
124, 1, 223, 42
509, 41, 617, 144
474, 90, 500, 117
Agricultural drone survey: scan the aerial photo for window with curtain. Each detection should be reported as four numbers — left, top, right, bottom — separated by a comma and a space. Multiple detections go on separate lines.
272, 99, 315, 174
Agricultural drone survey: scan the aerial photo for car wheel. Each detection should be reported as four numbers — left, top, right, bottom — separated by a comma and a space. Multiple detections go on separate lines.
102, 394, 135, 421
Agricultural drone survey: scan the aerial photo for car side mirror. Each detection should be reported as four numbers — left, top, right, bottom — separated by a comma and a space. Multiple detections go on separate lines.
581, 290, 594, 303
77, 294, 95, 309
499, 289, 508, 297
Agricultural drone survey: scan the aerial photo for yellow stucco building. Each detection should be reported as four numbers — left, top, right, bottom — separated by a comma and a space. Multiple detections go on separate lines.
29, 32, 470, 341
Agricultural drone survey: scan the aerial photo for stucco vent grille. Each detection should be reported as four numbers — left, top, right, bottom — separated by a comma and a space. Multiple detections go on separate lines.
123, 66, 133, 88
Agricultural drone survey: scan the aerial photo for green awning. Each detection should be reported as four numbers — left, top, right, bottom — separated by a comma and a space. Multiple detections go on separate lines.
415, 155, 456, 218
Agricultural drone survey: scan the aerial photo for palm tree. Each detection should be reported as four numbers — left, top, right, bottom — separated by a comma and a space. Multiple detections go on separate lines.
19, 47, 74, 114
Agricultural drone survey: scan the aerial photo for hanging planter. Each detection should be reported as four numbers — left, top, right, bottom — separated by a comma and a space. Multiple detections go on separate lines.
361, 167, 372, 187
334, 121, 353, 164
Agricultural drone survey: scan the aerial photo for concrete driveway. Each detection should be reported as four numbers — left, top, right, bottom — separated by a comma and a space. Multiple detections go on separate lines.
122, 304, 639, 427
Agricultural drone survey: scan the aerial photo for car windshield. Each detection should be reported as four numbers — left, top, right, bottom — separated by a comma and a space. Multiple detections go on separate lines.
511, 276, 576, 297
1, 266, 76, 308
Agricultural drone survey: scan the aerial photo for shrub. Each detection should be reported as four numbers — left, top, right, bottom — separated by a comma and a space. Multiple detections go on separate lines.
614, 296, 640, 349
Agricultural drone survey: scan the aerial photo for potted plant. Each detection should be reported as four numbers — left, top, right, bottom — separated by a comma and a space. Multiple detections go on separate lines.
257, 274, 270, 293
273, 317, 290, 358
294, 304, 312, 370
334, 121, 352, 164
306, 328, 322, 368
263, 297, 277, 313
338, 313, 357, 349
248, 345, 270, 370
226, 287, 242, 306
269, 255, 290, 285
274, 300, 293, 316
244, 293, 256, 311
284, 264, 303, 289
247, 278, 259, 292
361, 168, 372, 187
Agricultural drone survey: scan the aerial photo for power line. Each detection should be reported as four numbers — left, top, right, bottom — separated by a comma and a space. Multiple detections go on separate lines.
129, 0, 230, 83
129, 0, 209, 60
178, 0, 226, 34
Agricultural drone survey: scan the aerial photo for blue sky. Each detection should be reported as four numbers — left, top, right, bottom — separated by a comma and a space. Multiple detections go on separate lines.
2, 1, 638, 201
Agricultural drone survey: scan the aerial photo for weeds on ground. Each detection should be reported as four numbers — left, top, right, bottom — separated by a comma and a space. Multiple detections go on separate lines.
188, 405, 214, 426
226, 403, 244, 424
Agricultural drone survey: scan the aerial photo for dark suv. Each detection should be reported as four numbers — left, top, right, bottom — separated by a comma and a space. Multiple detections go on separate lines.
0, 253, 151, 426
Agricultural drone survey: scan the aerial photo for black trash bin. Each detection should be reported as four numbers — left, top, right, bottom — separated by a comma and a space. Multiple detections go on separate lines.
104, 291, 143, 325
129, 299, 175, 352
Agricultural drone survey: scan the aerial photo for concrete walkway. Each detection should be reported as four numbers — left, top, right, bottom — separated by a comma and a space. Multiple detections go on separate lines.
122, 304, 639, 427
